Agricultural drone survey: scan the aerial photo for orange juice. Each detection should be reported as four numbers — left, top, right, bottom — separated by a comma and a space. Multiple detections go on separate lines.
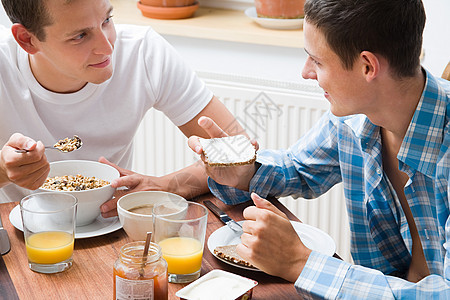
158, 237, 203, 274
26, 231, 74, 264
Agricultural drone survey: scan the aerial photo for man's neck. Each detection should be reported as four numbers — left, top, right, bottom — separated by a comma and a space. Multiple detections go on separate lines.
366, 70, 426, 141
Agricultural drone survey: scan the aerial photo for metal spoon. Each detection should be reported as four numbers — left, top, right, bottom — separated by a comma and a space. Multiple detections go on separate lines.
15, 135, 82, 153
139, 232, 152, 278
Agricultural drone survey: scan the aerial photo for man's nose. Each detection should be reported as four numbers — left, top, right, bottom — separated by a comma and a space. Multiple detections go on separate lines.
94, 30, 113, 55
301, 60, 317, 80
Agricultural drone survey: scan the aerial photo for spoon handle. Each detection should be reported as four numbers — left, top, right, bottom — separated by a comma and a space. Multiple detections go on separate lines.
15, 146, 57, 153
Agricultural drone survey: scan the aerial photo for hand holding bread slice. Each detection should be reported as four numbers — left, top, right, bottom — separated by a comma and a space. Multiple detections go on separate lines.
188, 117, 259, 191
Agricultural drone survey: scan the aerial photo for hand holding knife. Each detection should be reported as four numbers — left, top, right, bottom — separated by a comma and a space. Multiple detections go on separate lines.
204, 200, 243, 234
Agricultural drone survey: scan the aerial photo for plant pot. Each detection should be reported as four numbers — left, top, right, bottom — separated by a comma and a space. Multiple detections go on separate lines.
254, 0, 305, 19
137, 1, 199, 20
141, 0, 196, 7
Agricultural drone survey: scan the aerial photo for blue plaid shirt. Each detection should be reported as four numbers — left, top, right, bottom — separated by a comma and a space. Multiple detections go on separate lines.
209, 70, 450, 299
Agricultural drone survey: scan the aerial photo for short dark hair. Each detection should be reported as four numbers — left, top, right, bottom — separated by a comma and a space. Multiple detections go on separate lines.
304, 0, 426, 78
1, 0, 69, 41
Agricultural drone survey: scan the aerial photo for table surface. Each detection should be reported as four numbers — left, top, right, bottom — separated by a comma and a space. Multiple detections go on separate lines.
0, 194, 303, 299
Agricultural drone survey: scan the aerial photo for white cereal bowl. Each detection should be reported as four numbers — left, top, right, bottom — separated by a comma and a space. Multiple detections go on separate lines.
117, 191, 187, 241
39, 160, 120, 226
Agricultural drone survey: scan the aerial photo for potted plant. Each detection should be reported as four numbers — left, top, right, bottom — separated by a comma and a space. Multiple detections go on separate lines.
254, 0, 305, 19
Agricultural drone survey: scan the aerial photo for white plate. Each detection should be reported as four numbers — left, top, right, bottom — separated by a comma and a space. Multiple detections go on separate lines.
207, 221, 336, 271
9, 204, 122, 239
244, 7, 303, 30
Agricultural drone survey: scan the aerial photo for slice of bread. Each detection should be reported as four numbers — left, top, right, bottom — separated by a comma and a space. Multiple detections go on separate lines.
214, 244, 256, 268
199, 135, 256, 167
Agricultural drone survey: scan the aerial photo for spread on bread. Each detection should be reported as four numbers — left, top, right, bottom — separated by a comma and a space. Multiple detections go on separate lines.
199, 135, 256, 167
214, 244, 256, 269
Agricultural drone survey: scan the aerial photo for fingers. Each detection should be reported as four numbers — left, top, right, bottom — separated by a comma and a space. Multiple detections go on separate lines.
244, 193, 288, 220
1, 138, 50, 189
197, 116, 228, 138
188, 136, 203, 155
23, 161, 50, 190
8, 133, 37, 151
100, 189, 129, 217
98, 156, 134, 177
237, 205, 309, 282
188, 117, 228, 155
110, 174, 141, 189
250, 139, 259, 151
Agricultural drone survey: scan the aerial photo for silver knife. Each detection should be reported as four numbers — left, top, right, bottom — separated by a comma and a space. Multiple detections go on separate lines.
0, 213, 11, 255
204, 200, 243, 233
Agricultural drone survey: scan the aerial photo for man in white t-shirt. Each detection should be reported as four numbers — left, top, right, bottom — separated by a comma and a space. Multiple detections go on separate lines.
0, 0, 245, 217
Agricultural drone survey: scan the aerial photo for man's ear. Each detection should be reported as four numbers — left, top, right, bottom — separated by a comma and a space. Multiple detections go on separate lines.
359, 51, 380, 82
11, 24, 39, 54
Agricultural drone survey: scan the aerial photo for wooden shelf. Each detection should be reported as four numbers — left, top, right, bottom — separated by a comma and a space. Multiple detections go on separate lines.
110, 0, 303, 48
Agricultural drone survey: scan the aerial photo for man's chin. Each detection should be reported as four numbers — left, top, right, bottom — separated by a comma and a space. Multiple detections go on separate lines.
330, 107, 351, 117
89, 71, 113, 84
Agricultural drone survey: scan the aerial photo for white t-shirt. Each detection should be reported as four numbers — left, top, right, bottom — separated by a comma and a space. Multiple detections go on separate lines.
0, 24, 213, 203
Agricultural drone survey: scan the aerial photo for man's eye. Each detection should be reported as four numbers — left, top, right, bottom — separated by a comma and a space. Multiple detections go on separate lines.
104, 15, 113, 24
73, 32, 86, 41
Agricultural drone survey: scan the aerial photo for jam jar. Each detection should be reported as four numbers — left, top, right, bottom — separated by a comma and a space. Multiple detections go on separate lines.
114, 242, 168, 300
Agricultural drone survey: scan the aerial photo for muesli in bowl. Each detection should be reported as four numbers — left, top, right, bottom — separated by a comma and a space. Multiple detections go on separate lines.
39, 160, 119, 226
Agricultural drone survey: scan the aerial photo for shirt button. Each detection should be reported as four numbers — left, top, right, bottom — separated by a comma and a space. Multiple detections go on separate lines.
376, 168, 382, 175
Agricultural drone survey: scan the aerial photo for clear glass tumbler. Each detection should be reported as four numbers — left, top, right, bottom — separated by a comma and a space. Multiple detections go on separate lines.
153, 201, 208, 283
20, 192, 77, 274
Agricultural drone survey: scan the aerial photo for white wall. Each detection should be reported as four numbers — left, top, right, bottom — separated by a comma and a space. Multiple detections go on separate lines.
164, 35, 309, 86
0, 4, 9, 27
422, 0, 450, 76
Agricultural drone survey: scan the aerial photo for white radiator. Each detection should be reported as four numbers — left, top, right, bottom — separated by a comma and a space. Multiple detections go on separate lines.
132, 72, 352, 262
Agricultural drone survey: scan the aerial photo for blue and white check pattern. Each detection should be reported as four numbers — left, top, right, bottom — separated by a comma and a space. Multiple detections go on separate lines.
209, 70, 450, 298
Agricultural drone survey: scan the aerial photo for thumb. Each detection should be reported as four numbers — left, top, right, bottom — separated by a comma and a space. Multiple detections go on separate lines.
188, 135, 203, 154
251, 192, 288, 219
98, 156, 134, 177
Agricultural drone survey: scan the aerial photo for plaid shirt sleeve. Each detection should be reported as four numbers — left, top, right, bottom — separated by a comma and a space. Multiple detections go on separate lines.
208, 111, 342, 205
296, 250, 450, 299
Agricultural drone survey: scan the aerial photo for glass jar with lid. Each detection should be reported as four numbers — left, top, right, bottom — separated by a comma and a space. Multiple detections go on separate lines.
114, 241, 168, 300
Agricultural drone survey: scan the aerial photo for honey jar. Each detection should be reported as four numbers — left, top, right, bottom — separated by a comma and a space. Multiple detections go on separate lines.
114, 241, 168, 300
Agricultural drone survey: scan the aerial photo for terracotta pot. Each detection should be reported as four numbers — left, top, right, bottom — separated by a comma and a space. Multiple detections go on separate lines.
137, 1, 199, 19
140, 0, 196, 7
254, 0, 305, 19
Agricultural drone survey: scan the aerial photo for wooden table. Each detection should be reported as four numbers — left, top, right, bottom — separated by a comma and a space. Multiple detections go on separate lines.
0, 194, 302, 299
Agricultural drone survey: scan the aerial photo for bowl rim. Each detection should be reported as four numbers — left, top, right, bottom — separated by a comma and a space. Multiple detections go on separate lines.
117, 190, 187, 217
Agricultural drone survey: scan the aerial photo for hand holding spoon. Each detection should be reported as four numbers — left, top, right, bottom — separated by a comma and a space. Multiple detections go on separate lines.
15, 135, 82, 153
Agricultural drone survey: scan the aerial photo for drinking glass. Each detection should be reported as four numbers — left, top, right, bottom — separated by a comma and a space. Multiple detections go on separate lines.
20, 192, 77, 274
153, 201, 208, 283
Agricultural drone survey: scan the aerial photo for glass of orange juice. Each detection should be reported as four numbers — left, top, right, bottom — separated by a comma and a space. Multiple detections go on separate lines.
20, 192, 77, 274
153, 201, 208, 283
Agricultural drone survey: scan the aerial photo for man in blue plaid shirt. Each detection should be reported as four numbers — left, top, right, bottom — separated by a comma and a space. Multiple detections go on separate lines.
189, 0, 450, 298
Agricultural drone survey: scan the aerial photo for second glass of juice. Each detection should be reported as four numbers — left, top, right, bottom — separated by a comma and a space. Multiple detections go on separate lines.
153, 201, 208, 283
20, 192, 77, 274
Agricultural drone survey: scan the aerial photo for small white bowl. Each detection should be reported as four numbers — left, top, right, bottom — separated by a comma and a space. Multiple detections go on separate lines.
39, 160, 120, 226
117, 191, 187, 241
